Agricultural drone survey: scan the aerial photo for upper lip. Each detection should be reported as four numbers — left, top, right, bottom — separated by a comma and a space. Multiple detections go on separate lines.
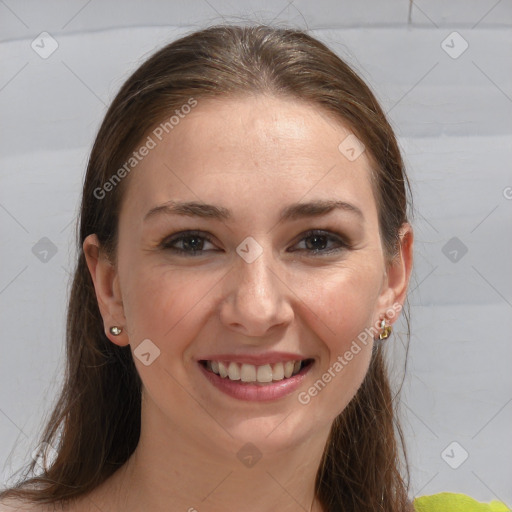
197, 352, 310, 365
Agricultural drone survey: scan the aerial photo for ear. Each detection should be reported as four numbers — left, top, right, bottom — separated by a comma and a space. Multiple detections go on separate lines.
374, 222, 414, 326
83, 234, 129, 346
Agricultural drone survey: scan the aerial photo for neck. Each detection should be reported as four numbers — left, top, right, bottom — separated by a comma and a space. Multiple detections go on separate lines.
85, 394, 329, 512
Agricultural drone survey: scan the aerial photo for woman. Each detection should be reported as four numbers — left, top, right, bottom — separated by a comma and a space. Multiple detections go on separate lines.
0, 24, 506, 512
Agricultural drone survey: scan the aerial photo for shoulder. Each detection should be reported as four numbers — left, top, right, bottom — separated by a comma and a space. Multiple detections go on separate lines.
0, 497, 38, 511
413, 492, 510, 511
0, 497, 64, 511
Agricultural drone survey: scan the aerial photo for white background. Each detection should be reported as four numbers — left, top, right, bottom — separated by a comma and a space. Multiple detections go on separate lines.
1, 0, 511, 506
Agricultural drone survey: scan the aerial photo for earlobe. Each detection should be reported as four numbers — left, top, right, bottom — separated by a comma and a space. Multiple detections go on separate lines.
83, 234, 129, 346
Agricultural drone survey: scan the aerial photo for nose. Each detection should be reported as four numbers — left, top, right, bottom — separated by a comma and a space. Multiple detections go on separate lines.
218, 247, 294, 339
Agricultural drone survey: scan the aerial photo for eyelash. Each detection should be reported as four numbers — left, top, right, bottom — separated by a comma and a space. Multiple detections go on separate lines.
160, 229, 351, 257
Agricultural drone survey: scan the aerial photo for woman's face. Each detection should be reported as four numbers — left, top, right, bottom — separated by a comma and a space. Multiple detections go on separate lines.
85, 94, 412, 455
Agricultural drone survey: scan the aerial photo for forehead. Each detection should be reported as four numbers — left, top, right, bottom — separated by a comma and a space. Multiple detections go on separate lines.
120, 95, 377, 223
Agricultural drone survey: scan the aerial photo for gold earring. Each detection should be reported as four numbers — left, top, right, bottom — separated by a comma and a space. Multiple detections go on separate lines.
378, 318, 392, 340
109, 326, 122, 336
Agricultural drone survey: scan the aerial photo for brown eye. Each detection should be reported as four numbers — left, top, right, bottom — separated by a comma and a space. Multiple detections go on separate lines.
160, 229, 350, 257
290, 230, 350, 256
161, 231, 217, 256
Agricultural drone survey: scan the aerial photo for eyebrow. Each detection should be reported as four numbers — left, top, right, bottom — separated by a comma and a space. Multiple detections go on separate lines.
143, 199, 364, 223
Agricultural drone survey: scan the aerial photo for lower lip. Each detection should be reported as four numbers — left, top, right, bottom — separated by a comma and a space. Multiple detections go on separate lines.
198, 361, 313, 402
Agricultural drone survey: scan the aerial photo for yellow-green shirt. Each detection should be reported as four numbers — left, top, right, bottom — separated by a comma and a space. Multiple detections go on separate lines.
413, 492, 510, 511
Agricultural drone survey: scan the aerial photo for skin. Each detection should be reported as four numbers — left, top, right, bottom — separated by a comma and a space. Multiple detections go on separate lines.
80, 94, 414, 512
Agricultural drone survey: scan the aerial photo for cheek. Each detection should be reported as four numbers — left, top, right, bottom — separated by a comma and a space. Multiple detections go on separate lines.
121, 263, 225, 373
121, 266, 217, 403
124, 265, 206, 335
304, 263, 380, 347
298, 266, 378, 410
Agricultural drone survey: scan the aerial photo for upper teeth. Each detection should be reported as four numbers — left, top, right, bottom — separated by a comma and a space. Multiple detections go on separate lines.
206, 360, 304, 383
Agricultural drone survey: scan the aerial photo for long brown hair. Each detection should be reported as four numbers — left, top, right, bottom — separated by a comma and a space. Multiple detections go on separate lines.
1, 24, 414, 511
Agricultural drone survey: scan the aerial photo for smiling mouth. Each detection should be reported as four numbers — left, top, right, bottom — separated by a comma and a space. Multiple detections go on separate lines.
199, 359, 314, 384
